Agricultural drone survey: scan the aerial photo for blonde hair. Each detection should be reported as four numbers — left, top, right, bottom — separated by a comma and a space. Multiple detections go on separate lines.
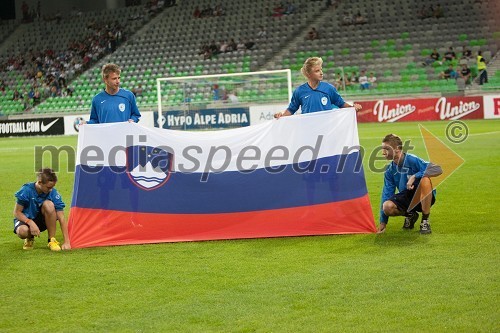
102, 63, 121, 80
301, 57, 323, 78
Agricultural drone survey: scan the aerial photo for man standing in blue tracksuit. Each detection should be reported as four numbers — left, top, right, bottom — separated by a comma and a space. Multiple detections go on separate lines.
85, 63, 141, 124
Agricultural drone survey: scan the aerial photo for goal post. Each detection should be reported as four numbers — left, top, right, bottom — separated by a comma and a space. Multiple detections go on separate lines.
156, 69, 292, 113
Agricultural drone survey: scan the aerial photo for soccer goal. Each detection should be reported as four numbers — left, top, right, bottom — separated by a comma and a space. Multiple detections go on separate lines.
156, 69, 292, 112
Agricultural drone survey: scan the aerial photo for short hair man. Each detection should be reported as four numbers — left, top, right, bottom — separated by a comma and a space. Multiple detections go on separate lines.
13, 168, 70, 250
378, 134, 442, 234
85, 63, 141, 124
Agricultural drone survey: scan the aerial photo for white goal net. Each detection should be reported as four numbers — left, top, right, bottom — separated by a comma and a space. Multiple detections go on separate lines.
155, 69, 292, 130
156, 69, 292, 112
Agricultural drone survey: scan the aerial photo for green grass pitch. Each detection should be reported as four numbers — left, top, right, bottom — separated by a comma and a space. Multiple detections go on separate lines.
0, 119, 498, 332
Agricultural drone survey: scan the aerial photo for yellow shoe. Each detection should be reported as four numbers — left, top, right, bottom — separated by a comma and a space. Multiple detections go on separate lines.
23, 238, 34, 250
48, 237, 61, 251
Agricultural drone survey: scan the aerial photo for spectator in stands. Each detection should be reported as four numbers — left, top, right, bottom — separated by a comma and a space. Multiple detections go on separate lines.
349, 71, 358, 85
55, 11, 62, 24
341, 11, 353, 25
443, 47, 456, 63
71, 6, 83, 17
58, 72, 67, 89
220, 87, 228, 101
213, 3, 224, 16
423, 48, 440, 66
200, 5, 213, 17
228, 38, 237, 52
417, 5, 431, 19
342, 73, 351, 89
193, 6, 201, 18
36, 0, 41, 18
429, 5, 435, 16
459, 63, 472, 86
49, 86, 59, 98
284, 2, 297, 15
47, 75, 60, 95
199, 42, 211, 59
257, 26, 267, 39
84, 63, 141, 124
209, 40, 219, 55
219, 40, 229, 53
274, 57, 362, 119
227, 91, 239, 103
477, 51, 488, 85
331, 73, 341, 90
28, 87, 35, 102
354, 11, 367, 24
132, 84, 144, 97
165, 0, 176, 7
272, 3, 285, 17
107, 31, 118, 53
461, 45, 472, 60
433, 4, 444, 18
307, 27, 319, 40
146, 0, 165, 16
244, 39, 255, 50
33, 88, 41, 105
21, 1, 30, 22
13, 89, 23, 101
22, 91, 31, 110
368, 72, 377, 89
65, 86, 74, 97
334, 72, 344, 90
212, 84, 220, 101
237, 39, 246, 52
440, 64, 458, 80
128, 11, 142, 21
359, 70, 370, 90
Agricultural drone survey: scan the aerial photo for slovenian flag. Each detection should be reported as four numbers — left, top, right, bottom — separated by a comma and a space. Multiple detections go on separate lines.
68, 108, 375, 248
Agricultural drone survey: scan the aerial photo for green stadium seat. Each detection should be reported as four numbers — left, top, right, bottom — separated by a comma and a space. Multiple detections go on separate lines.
421, 49, 432, 56
403, 44, 412, 51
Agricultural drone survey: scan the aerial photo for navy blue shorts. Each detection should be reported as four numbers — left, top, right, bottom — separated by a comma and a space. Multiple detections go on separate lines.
389, 180, 436, 213
13, 213, 46, 234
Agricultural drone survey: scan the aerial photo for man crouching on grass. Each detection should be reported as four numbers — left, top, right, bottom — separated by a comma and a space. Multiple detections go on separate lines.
378, 134, 442, 234
13, 168, 70, 251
